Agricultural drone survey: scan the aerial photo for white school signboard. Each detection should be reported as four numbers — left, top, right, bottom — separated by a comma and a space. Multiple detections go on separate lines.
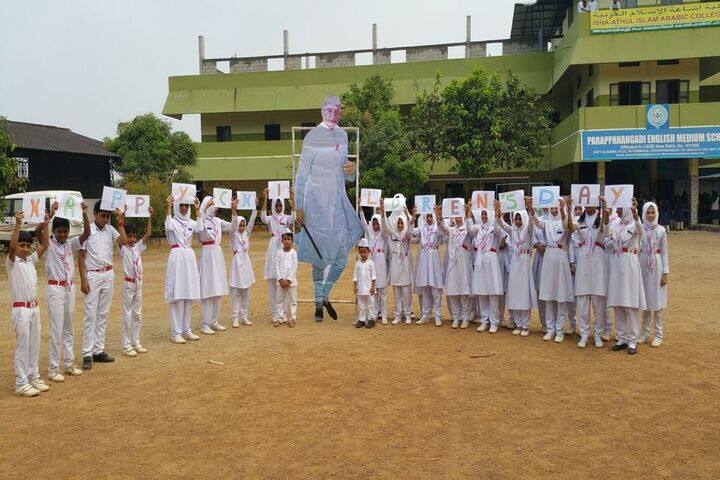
268, 181, 290, 200
213, 188, 233, 209
360, 189, 382, 208
604, 184, 634, 208
100, 186, 127, 212
125, 195, 150, 218
236, 191, 257, 210
22, 193, 46, 224
172, 183, 196, 205
55, 193, 84, 222
531, 186, 560, 208
415, 195, 436, 214
571, 184, 600, 207
442, 198, 465, 218
499, 190, 524, 213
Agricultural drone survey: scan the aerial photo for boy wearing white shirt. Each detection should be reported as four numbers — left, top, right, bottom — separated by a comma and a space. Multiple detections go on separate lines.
43, 201, 90, 382
7, 210, 51, 397
274, 229, 298, 327
78, 201, 128, 370
118, 212, 152, 357
353, 239, 377, 329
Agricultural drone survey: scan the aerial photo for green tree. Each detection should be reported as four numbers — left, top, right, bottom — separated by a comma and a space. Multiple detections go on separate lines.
408, 73, 449, 169
105, 113, 197, 183
0, 117, 27, 209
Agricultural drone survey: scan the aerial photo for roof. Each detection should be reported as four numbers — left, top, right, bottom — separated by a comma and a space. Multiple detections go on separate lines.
6, 121, 119, 158
510, 0, 573, 43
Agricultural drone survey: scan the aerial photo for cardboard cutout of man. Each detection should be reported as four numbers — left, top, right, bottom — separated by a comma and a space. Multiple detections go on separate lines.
294, 95, 363, 321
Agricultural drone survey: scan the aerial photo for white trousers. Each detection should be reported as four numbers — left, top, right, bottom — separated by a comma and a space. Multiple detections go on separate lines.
357, 294, 373, 323
121, 280, 143, 349
448, 295, 470, 322
267, 279, 278, 318
615, 307, 640, 348
576, 294, 607, 340
418, 286, 442, 320
231, 287, 251, 322
47, 284, 75, 374
392, 285, 412, 319
200, 296, 221, 327
512, 309, 531, 329
567, 301, 577, 329
13, 306, 40, 389
82, 270, 114, 358
478, 295, 500, 327
545, 301, 567, 335
373, 287, 388, 319
169, 300, 193, 337
642, 309, 664, 340
276, 285, 297, 321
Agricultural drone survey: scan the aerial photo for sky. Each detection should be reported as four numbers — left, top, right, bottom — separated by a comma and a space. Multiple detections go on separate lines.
0, 0, 517, 142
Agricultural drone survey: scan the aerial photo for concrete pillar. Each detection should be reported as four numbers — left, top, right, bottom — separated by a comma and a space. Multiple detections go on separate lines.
466, 15, 471, 43
372, 23, 377, 50
283, 30, 289, 56
597, 161, 606, 189
689, 158, 699, 227
198, 35, 205, 74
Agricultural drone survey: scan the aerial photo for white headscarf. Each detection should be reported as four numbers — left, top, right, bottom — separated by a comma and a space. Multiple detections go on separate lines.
171, 202, 193, 248
367, 213, 384, 252
199, 196, 216, 220
420, 212, 438, 249
199, 195, 220, 242
642, 202, 660, 270
173, 202, 191, 222
511, 210, 530, 258
474, 209, 495, 253
544, 208, 564, 244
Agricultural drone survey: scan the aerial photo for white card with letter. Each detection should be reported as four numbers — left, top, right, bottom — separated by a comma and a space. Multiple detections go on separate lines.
55, 193, 84, 222
360, 189, 382, 208
213, 188, 233, 209
125, 195, 150, 218
100, 186, 127, 212
604, 184, 634, 208
415, 195, 436, 214
236, 191, 257, 210
172, 183, 196, 205
499, 190, 524, 213
268, 180, 290, 200
571, 184, 600, 207
531, 186, 560, 208
22, 193, 46, 224
441, 198, 465, 219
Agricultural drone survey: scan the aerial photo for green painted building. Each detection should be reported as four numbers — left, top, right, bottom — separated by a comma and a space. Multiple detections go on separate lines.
163, 0, 720, 225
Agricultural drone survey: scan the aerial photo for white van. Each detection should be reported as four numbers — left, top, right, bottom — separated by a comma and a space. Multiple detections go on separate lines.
0, 190, 85, 244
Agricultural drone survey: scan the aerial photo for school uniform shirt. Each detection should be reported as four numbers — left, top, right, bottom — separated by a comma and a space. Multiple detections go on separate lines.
119, 241, 145, 283
639, 224, 669, 311
6, 253, 39, 302
81, 223, 120, 270
536, 214, 574, 303
605, 215, 647, 310
196, 214, 238, 299
498, 214, 537, 311
571, 214, 607, 297
230, 210, 257, 290
361, 215, 389, 290
467, 221, 504, 296
261, 211, 296, 280
274, 248, 298, 287
383, 217, 412, 287
164, 215, 201, 303
353, 258, 377, 296
411, 224, 443, 289
45, 237, 82, 283
440, 222, 472, 296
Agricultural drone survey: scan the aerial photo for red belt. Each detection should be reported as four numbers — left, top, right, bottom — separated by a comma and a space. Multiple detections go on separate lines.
376, 248, 384, 253
462, 245, 468, 251
124, 276, 138, 283
201, 241, 216, 246
489, 248, 496, 253
48, 279, 71, 286
13, 301, 38, 309
621, 248, 637, 254
89, 265, 113, 272
170, 244, 181, 249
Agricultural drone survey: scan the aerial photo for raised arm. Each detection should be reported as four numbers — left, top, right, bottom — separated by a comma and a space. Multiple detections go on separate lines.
78, 202, 91, 244
435, 205, 449, 235
36, 212, 51, 259
246, 209, 258, 235
115, 208, 128, 246
566, 197, 576, 233
141, 207, 154, 243
8, 211, 23, 262
494, 201, 511, 235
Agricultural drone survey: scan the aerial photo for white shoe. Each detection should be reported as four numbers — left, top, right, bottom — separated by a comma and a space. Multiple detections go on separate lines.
381, 317, 388, 325
48, 371, 65, 383
29, 378, 50, 392
477, 323, 488, 333
122, 347, 138, 357
594, 336, 604, 348
242, 318, 252, 326
651, 337, 663, 347
451, 320, 460, 329
63, 364, 83, 376
15, 384, 40, 397
435, 318, 443, 327
391, 317, 402, 325
542, 332, 554, 341
520, 329, 530, 337
182, 332, 200, 341
554, 333, 565, 343
405, 317, 412, 325
489, 324, 498, 334
171, 335, 187, 344
577, 337, 587, 348
416, 316, 429, 325
211, 322, 226, 332
460, 320, 470, 329
200, 325, 215, 335
232, 321, 239, 328
133, 344, 148, 354
512, 328, 521, 336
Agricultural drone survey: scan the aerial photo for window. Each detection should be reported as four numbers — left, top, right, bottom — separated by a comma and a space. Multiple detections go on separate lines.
610, 81, 651, 106
576, 98, 582, 110
14, 157, 29, 178
656, 79, 689, 104
216, 126, 231, 142
300, 122, 315, 139
588, 64, 594, 78
576, 75, 582, 89
586, 89, 594, 107
264, 124, 281, 141
619, 61, 640, 68
657, 59, 679, 66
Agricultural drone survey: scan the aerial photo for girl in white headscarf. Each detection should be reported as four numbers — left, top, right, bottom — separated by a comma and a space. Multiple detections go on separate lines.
467, 208, 504, 333
567, 200, 608, 348
639, 201, 669, 347
196, 195, 238, 335
410, 207, 443, 326
437, 204, 472, 329
566, 204, 584, 337
532, 208, 548, 333
604, 198, 646, 355
230, 203, 258, 328
495, 198, 536, 335
602, 207, 620, 341
360, 211, 389, 324
164, 195, 202, 344
380, 202, 413, 325
260, 188, 296, 322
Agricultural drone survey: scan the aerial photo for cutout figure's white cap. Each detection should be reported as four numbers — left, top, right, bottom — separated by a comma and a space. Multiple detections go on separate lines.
358, 238, 369, 249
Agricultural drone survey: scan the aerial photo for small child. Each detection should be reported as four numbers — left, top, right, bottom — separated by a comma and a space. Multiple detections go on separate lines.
230, 205, 258, 328
118, 211, 153, 357
273, 229, 298, 327
7, 210, 51, 397
353, 239, 377, 328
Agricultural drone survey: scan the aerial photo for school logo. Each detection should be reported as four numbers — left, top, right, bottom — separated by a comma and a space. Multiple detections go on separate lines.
646, 104, 669, 130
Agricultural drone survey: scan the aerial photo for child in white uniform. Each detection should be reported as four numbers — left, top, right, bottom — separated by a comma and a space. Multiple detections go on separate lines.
165, 196, 202, 344
566, 204, 584, 336
118, 212, 152, 357
467, 208, 504, 333
274, 229, 298, 326
360, 212, 389, 323
230, 207, 258, 327
43, 201, 90, 382
411, 208, 443, 326
639, 202, 669, 348
380, 203, 413, 325
261, 189, 296, 322
8, 210, 51, 397
353, 238, 377, 328
437, 205, 472, 329
495, 199, 537, 336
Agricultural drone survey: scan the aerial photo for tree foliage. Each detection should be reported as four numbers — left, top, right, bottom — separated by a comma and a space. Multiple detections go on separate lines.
0, 116, 27, 209
105, 113, 197, 183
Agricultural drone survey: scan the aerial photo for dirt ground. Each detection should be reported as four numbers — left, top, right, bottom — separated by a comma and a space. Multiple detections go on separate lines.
0, 230, 718, 479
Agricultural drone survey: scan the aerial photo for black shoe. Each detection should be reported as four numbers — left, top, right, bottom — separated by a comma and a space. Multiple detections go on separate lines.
92, 352, 115, 363
314, 307, 324, 322
82, 356, 92, 370
323, 300, 338, 320
355, 321, 365, 329
628, 346, 637, 355
366, 319, 376, 329
611, 343, 628, 352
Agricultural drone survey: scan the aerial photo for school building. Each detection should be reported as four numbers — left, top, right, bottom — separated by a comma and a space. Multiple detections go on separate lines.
162, 0, 720, 226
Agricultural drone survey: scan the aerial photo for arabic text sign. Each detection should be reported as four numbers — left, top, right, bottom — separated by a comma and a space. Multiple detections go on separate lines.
590, 2, 720, 34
